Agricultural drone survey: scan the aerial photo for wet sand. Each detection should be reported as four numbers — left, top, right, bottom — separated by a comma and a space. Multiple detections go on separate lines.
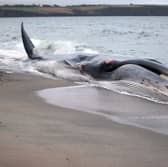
0, 73, 168, 167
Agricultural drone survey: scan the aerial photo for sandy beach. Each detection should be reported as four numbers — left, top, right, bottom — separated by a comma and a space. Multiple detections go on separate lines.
0, 72, 168, 167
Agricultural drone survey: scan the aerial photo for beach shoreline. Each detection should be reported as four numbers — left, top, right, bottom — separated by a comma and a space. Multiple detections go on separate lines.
0, 72, 168, 167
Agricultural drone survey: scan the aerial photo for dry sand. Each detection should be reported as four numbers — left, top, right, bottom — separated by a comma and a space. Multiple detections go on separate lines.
0, 72, 168, 167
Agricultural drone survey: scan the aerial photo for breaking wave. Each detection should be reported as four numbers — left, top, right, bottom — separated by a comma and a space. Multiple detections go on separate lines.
0, 39, 98, 72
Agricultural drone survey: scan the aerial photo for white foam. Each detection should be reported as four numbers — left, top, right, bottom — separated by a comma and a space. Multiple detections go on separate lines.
0, 49, 26, 60
31, 39, 98, 58
36, 60, 92, 81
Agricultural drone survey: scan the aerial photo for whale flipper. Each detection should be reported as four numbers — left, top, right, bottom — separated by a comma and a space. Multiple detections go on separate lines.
105, 59, 168, 77
21, 22, 43, 60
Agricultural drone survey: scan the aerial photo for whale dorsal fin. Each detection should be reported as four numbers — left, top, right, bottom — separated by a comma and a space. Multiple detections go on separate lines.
21, 22, 43, 60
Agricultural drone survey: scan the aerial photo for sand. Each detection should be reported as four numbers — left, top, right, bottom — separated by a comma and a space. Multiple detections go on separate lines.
0, 72, 168, 167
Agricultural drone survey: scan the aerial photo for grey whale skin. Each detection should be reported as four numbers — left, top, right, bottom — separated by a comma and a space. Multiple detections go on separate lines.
21, 23, 168, 88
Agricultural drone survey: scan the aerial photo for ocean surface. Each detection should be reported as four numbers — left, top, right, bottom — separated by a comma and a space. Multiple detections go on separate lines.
0, 17, 168, 135
0, 17, 168, 100
0, 17, 168, 68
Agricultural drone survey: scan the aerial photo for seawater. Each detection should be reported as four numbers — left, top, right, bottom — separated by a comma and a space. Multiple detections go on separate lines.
0, 17, 168, 64
0, 16, 168, 101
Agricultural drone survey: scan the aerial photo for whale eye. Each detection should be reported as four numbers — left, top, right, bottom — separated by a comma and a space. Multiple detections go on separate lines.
79, 64, 85, 73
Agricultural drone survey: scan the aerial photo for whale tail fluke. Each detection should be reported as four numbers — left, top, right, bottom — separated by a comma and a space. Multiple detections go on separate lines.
21, 22, 43, 60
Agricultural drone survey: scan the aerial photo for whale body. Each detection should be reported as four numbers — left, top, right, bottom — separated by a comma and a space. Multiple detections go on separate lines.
21, 23, 168, 91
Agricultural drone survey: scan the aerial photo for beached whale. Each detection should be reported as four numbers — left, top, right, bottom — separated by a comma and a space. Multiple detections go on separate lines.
21, 23, 168, 90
